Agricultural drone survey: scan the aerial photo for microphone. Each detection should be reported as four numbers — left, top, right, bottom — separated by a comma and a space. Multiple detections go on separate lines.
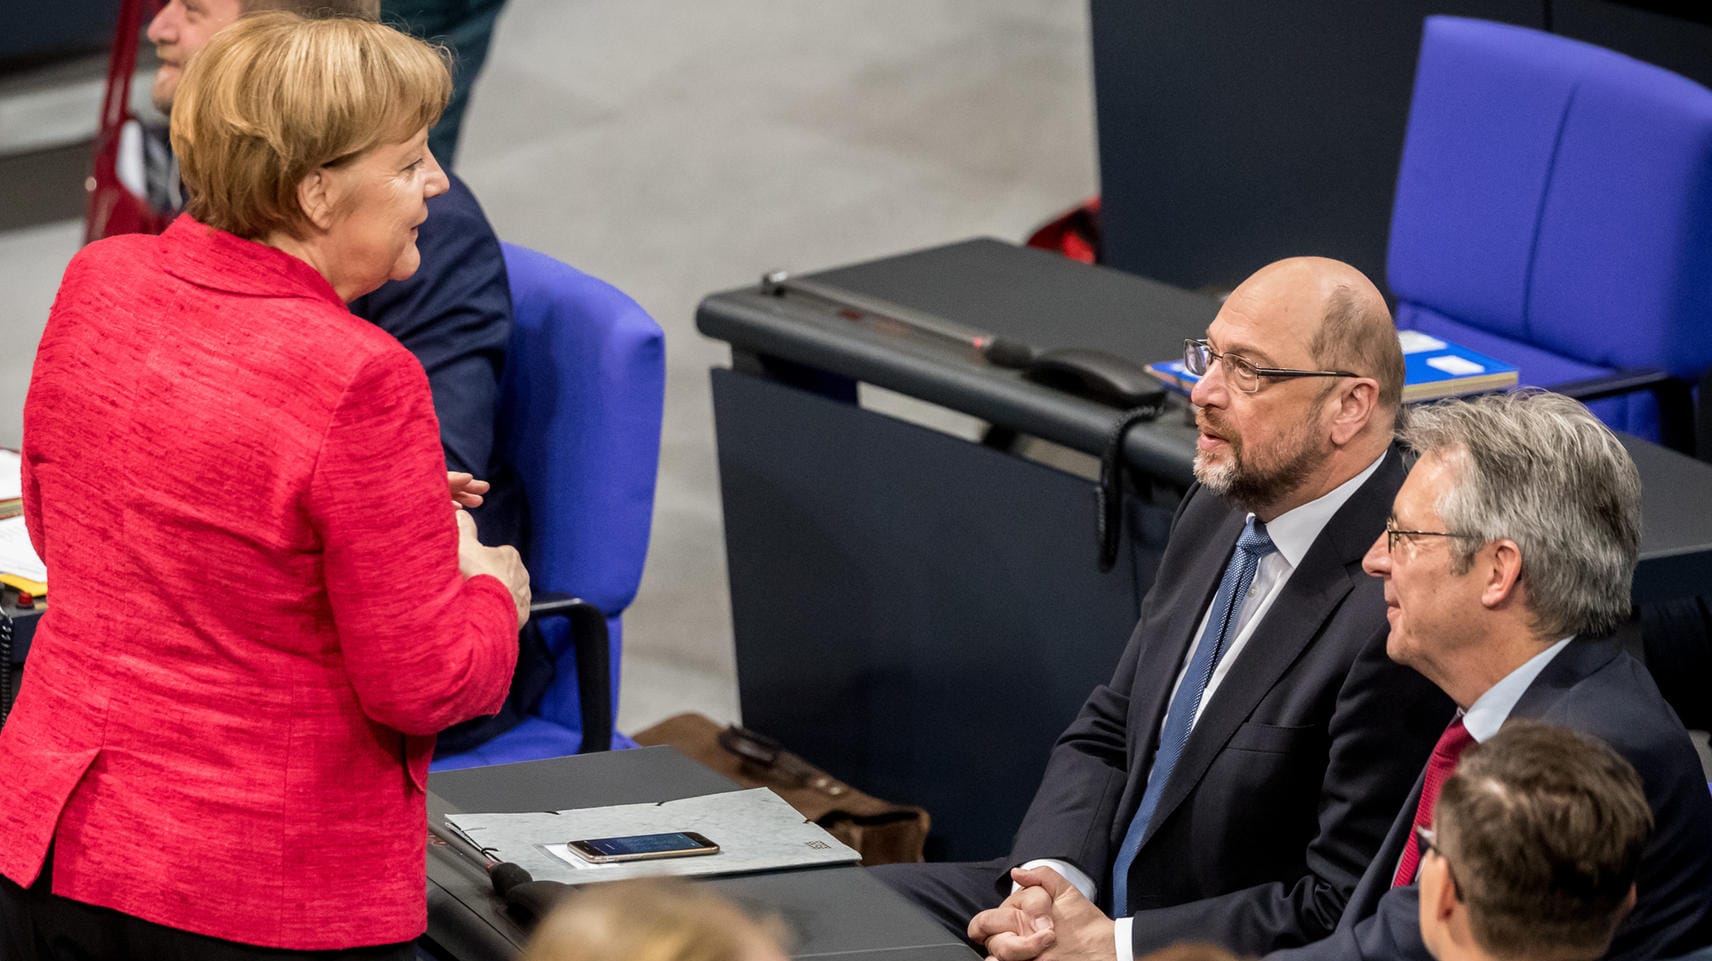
489, 860, 533, 897
761, 270, 1036, 369
429, 820, 574, 923
429, 818, 511, 880
503, 879, 574, 923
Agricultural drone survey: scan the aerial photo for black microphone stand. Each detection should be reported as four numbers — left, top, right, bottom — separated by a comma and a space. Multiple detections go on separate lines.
428, 819, 575, 925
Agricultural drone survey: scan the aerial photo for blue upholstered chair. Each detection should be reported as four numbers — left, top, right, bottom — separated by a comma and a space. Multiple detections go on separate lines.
1388, 16, 1712, 451
432, 244, 665, 770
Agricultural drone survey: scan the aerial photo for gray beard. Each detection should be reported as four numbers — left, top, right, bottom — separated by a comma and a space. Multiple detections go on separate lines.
1193, 435, 1318, 514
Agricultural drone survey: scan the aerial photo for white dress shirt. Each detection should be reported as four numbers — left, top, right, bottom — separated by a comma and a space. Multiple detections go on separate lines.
1461, 636, 1573, 742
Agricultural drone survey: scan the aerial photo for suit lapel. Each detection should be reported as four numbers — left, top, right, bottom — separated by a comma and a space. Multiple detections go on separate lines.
1510, 636, 1618, 719
1137, 449, 1404, 851
1343, 765, 1426, 926
1341, 636, 1617, 927
1116, 494, 1245, 832
1137, 545, 1357, 849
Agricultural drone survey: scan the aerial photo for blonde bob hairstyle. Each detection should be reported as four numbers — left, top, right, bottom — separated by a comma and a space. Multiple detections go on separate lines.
170, 11, 450, 240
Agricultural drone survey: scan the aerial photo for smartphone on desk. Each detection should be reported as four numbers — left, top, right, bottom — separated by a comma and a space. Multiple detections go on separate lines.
566, 831, 721, 864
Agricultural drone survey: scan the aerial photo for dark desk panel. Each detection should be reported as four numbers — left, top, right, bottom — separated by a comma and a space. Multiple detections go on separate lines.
1625, 437, 1712, 603
805, 236, 1219, 359
1, 599, 42, 723
424, 748, 976, 961
713, 367, 1169, 860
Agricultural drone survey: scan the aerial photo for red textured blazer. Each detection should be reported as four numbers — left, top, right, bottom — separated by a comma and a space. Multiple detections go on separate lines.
0, 217, 519, 949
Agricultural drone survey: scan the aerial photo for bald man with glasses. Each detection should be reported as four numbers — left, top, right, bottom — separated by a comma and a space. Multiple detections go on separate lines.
874, 257, 1451, 961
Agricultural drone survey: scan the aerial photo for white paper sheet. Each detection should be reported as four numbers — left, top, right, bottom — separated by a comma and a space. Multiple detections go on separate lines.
447, 788, 858, 884
1426, 354, 1486, 375
0, 516, 45, 583
1398, 330, 1448, 353
0, 450, 20, 502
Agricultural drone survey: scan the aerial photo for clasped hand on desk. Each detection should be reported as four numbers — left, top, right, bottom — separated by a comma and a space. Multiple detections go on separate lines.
968, 866, 1117, 961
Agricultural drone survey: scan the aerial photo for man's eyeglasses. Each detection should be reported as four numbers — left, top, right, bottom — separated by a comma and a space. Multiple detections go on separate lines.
1183, 339, 1359, 395
1414, 825, 1464, 900
1385, 525, 1482, 554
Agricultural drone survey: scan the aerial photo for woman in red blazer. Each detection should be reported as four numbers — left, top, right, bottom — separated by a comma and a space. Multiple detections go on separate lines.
0, 13, 529, 960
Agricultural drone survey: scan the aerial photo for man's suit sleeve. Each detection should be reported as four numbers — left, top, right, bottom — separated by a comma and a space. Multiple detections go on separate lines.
1264, 886, 1428, 961
1127, 624, 1448, 955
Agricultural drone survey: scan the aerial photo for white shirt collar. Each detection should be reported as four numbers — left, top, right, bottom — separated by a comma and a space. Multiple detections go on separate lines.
1462, 636, 1575, 742
1259, 450, 1388, 569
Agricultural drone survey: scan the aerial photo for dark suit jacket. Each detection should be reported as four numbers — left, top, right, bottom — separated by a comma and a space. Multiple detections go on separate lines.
1269, 636, 1712, 961
1009, 449, 1453, 956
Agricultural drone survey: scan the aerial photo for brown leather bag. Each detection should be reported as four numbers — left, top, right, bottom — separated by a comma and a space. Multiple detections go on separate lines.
631, 713, 930, 865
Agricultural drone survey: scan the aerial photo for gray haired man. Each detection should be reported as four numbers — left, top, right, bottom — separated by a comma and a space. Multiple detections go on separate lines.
1268, 390, 1712, 961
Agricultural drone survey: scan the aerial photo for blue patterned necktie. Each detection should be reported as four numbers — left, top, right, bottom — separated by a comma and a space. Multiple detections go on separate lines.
1109, 517, 1277, 916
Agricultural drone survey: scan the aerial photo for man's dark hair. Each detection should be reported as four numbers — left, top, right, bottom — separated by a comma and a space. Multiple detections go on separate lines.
1436, 721, 1652, 961
241, 0, 381, 19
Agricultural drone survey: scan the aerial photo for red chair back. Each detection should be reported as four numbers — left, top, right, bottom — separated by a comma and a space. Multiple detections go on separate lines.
85, 0, 173, 244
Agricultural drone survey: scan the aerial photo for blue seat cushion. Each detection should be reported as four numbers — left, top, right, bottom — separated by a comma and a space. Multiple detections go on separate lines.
1398, 305, 1660, 440
432, 717, 638, 772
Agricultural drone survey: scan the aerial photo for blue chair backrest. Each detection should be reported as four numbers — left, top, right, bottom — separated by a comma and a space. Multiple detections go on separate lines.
496, 243, 665, 735
1389, 16, 1712, 439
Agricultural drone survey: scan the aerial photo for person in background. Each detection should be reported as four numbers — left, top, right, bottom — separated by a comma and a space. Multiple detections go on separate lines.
877, 257, 1450, 961
381, 0, 510, 166
1419, 721, 1651, 961
521, 879, 788, 961
1266, 391, 1712, 961
0, 14, 527, 959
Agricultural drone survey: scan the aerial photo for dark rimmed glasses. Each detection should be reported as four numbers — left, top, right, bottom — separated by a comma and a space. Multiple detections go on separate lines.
1385, 525, 1483, 554
1183, 338, 1359, 394
1414, 825, 1464, 899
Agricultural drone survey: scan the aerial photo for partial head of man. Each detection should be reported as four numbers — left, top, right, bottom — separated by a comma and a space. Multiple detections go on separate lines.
1189, 256, 1404, 521
146, 0, 382, 114
1418, 720, 1652, 961
1364, 390, 1641, 707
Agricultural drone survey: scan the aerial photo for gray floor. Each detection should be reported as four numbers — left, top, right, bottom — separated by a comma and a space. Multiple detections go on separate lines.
0, 1, 1097, 735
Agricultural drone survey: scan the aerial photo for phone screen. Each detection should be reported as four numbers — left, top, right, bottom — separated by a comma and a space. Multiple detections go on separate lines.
567, 831, 720, 862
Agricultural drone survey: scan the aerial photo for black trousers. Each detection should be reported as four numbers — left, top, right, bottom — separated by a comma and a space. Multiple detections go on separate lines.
869, 857, 1014, 950
0, 850, 414, 961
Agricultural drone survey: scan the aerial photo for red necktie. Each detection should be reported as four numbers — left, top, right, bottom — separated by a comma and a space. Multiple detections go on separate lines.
1392, 717, 1475, 887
